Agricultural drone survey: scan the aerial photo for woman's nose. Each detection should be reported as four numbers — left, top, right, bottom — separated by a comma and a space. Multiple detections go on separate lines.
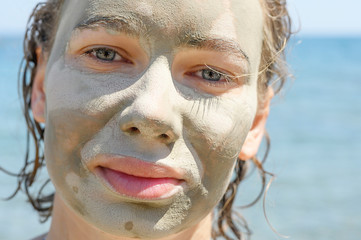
118, 56, 180, 145
120, 113, 179, 144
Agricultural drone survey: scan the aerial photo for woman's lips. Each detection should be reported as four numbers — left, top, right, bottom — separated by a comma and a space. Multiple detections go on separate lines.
98, 167, 183, 199
91, 154, 186, 200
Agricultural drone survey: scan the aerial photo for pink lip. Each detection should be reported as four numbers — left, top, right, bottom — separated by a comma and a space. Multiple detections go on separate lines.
91, 154, 186, 200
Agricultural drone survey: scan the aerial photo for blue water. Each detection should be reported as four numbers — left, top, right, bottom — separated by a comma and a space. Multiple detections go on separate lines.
0, 36, 360, 240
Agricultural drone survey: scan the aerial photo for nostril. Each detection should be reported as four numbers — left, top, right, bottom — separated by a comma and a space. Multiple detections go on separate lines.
127, 127, 140, 135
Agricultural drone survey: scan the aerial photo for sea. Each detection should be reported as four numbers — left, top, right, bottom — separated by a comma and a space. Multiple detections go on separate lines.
0, 35, 360, 240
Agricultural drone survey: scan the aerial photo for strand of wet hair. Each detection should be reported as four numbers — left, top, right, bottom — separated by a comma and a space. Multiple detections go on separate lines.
0, 1, 58, 221
213, 159, 251, 240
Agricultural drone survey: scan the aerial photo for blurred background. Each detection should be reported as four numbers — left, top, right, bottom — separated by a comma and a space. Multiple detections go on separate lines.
1, 0, 360, 239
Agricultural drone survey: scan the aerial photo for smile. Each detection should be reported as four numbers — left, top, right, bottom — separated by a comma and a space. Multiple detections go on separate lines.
91, 154, 187, 201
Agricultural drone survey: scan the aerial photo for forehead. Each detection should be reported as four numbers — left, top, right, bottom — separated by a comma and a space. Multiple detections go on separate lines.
51, 0, 263, 66
69, 0, 262, 28
61, 0, 263, 37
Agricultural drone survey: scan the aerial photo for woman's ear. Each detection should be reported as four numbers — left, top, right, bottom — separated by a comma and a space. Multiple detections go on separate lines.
239, 87, 274, 160
31, 47, 47, 123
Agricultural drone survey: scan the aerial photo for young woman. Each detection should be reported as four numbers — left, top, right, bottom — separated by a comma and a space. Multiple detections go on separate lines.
12, 0, 291, 239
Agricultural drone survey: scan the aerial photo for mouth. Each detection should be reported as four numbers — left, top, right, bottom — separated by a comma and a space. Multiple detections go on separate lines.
91, 154, 186, 201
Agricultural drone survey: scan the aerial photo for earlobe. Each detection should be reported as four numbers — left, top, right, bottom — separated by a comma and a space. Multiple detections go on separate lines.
31, 47, 47, 123
239, 87, 273, 160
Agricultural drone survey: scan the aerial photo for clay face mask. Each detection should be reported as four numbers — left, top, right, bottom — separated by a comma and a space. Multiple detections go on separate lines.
44, 0, 264, 238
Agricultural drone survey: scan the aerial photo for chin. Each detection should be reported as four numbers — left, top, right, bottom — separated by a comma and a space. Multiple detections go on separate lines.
58, 172, 213, 239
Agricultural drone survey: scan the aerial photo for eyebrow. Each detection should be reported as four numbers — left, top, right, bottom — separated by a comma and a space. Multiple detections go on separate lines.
75, 16, 250, 64
75, 16, 148, 36
178, 35, 250, 63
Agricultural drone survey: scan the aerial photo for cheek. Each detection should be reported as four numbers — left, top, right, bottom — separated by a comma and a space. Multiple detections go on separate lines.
44, 109, 104, 179
45, 59, 135, 116
44, 94, 107, 203
181, 90, 256, 199
44, 58, 138, 148
43, 60, 132, 186
183, 95, 256, 158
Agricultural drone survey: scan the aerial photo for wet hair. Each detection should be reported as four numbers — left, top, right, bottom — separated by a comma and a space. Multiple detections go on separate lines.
2, 0, 292, 239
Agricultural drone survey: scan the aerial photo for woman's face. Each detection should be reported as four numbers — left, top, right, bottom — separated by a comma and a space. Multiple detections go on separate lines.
42, 0, 264, 238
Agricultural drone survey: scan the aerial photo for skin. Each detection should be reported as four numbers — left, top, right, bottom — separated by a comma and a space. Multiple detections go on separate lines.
31, 0, 272, 239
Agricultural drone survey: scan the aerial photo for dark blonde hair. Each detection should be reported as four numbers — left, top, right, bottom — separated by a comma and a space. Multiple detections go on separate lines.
4, 0, 292, 239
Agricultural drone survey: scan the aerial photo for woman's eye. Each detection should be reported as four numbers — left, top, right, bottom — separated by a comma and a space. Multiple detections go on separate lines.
201, 69, 221, 81
86, 48, 122, 62
194, 68, 230, 82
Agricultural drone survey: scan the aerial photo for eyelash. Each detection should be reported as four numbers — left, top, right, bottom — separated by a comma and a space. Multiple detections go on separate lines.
190, 66, 235, 85
84, 47, 129, 63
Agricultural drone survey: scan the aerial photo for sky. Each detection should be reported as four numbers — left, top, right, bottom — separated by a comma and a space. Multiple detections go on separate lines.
0, 0, 360, 36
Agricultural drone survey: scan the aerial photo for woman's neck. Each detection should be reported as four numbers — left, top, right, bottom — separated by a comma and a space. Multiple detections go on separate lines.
47, 195, 212, 240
